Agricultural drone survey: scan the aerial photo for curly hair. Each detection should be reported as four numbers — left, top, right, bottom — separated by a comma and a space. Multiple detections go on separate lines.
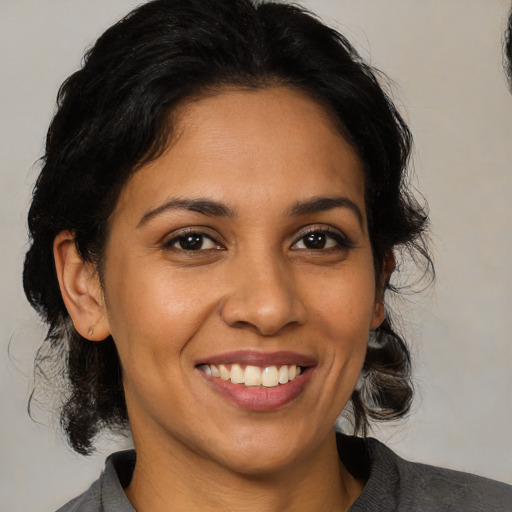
24, 0, 431, 455
506, 5, 512, 89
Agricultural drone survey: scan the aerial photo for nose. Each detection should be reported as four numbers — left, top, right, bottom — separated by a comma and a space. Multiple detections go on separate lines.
220, 254, 307, 336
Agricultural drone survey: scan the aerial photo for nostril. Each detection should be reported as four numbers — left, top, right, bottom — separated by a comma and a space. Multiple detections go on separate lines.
229, 320, 253, 330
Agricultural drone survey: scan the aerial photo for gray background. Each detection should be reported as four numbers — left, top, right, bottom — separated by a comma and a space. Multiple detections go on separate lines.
1, 1, 511, 510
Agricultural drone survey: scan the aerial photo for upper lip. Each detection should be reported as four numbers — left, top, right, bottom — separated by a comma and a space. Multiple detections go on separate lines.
195, 350, 316, 367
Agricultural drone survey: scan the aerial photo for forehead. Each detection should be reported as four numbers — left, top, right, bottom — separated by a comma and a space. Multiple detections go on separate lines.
113, 86, 366, 221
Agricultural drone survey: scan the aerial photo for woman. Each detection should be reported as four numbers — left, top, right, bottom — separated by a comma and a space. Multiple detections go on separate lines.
23, 0, 512, 510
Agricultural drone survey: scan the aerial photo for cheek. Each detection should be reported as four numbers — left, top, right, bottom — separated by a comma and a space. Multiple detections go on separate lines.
308, 265, 377, 335
103, 258, 217, 386
106, 278, 212, 418
306, 266, 375, 383
106, 253, 207, 331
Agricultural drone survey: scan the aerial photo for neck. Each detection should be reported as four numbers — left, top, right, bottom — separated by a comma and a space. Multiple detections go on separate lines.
125, 429, 363, 512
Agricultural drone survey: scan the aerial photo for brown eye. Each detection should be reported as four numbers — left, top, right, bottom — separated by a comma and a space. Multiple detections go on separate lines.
293, 229, 346, 251
166, 232, 222, 251
303, 232, 328, 249
178, 234, 205, 250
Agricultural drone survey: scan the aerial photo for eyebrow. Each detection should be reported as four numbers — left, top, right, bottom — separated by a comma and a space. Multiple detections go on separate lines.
137, 198, 235, 227
289, 196, 364, 227
137, 195, 364, 228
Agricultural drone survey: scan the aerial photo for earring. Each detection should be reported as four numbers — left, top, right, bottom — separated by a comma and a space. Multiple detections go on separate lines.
88, 327, 94, 336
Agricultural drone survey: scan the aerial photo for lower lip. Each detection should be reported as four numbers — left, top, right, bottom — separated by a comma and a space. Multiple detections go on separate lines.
199, 368, 313, 411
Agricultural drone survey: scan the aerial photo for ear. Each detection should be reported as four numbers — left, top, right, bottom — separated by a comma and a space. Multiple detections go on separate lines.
370, 251, 395, 330
53, 231, 110, 341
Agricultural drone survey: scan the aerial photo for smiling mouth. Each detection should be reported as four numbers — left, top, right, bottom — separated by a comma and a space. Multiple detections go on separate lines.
197, 363, 304, 388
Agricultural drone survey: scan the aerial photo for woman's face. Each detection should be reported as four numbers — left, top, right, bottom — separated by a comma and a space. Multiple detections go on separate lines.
100, 87, 384, 475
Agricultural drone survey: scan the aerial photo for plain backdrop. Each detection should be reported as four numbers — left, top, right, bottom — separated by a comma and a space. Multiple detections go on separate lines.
1, 1, 511, 510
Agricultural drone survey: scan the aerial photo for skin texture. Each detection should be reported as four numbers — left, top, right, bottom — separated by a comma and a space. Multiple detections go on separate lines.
54, 87, 387, 511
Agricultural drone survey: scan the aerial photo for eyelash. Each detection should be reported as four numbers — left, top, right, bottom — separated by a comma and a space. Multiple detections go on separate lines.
291, 226, 352, 252
163, 228, 224, 252
162, 226, 352, 254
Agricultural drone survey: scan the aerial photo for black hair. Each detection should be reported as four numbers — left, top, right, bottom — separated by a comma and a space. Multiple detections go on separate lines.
24, 0, 431, 455
506, 5, 512, 88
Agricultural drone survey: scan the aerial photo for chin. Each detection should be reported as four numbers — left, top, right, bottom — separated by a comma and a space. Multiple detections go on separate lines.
203, 424, 328, 477
217, 447, 303, 477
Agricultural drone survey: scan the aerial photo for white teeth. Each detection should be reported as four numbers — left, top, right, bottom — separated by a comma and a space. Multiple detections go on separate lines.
199, 363, 303, 388
219, 364, 229, 381
244, 365, 262, 386
261, 366, 279, 387
230, 363, 244, 384
278, 365, 289, 384
200, 364, 212, 376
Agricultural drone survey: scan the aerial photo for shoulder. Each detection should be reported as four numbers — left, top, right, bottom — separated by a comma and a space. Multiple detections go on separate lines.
54, 479, 102, 512
389, 448, 512, 511
337, 434, 512, 512
55, 450, 136, 512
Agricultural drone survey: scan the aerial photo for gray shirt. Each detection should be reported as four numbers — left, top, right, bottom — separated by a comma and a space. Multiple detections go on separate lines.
56, 434, 512, 511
